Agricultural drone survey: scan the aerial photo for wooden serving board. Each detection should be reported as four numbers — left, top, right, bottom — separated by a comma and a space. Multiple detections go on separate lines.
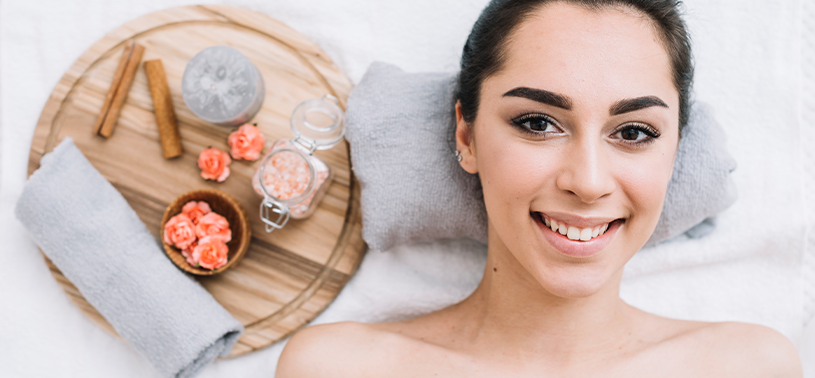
28, 5, 366, 358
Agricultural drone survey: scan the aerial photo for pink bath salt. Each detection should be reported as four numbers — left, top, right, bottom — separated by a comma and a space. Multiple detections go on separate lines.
252, 139, 333, 219
260, 151, 311, 200
289, 165, 329, 217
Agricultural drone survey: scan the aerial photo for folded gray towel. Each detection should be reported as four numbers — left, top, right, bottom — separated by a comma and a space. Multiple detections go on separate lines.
15, 138, 243, 378
644, 102, 738, 246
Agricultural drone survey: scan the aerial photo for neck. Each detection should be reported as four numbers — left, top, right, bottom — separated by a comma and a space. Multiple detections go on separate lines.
450, 230, 639, 364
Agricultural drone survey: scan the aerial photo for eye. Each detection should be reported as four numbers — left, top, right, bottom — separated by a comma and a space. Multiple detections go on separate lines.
611, 123, 660, 145
511, 113, 561, 136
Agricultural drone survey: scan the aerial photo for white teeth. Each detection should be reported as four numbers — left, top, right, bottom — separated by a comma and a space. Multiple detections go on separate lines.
544, 216, 612, 242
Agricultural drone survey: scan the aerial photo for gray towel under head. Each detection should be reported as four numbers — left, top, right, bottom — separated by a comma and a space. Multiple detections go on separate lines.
15, 138, 243, 378
645, 102, 738, 246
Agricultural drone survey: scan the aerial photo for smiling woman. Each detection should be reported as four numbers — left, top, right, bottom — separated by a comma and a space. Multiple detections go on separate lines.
276, 1, 803, 376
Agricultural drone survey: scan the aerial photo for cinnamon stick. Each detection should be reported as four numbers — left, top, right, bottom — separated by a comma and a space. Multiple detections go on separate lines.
93, 39, 134, 135
98, 43, 145, 138
144, 59, 183, 159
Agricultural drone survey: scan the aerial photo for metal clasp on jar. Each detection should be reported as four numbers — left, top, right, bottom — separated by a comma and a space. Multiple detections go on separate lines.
260, 199, 290, 232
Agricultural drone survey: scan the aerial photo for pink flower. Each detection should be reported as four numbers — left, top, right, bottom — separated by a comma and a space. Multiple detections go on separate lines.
163, 214, 197, 250
181, 201, 211, 224
192, 236, 229, 270
181, 241, 198, 266
198, 147, 231, 182
228, 124, 265, 161
195, 212, 232, 242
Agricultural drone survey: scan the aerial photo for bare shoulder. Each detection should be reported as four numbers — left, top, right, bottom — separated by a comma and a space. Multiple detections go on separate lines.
676, 321, 802, 377
275, 321, 401, 378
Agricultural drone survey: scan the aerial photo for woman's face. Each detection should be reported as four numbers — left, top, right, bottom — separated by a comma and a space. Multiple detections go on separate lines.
456, 2, 680, 298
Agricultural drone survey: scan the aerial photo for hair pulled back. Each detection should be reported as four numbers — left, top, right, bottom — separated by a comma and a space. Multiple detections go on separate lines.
457, 0, 694, 133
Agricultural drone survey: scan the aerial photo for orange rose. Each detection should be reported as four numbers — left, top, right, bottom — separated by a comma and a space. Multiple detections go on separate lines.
195, 212, 232, 242
163, 214, 197, 250
192, 236, 229, 270
181, 241, 198, 266
198, 147, 231, 182
228, 123, 266, 161
181, 200, 211, 224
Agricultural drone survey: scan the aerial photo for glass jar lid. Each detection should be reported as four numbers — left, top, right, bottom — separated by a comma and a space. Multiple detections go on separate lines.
290, 94, 345, 153
181, 46, 265, 126
257, 147, 316, 205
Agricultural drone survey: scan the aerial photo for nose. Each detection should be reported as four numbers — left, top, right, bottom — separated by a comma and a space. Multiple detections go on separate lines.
555, 137, 616, 204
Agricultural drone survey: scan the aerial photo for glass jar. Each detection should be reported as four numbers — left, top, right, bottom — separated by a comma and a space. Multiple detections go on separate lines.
253, 95, 345, 232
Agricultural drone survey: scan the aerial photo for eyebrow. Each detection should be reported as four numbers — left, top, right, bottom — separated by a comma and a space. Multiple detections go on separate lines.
609, 96, 669, 116
503, 87, 572, 110
503, 87, 669, 116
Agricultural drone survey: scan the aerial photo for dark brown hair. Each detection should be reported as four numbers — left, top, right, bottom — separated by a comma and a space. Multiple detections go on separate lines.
457, 0, 694, 133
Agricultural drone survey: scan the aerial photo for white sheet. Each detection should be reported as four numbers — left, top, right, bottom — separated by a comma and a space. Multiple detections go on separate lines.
1, 0, 812, 376
801, 0, 815, 373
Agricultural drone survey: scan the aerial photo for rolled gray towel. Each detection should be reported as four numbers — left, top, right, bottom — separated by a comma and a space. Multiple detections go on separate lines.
15, 138, 243, 378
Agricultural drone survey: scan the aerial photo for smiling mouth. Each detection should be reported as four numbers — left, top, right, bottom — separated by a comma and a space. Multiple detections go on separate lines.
532, 212, 624, 242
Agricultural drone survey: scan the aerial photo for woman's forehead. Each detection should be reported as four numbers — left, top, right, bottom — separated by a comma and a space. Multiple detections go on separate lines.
493, 2, 677, 109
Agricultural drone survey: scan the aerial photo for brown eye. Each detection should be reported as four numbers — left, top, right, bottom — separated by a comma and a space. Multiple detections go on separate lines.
511, 113, 561, 136
524, 118, 553, 131
612, 123, 660, 145
621, 128, 641, 141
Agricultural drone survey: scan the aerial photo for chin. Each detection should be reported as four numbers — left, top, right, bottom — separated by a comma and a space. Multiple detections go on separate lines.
487, 217, 635, 299
506, 221, 633, 299
532, 262, 617, 299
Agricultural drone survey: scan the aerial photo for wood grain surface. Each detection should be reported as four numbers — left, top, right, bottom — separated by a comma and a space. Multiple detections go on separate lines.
29, 5, 365, 358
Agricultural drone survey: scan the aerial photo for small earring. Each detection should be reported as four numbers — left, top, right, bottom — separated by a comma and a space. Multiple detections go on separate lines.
455, 150, 463, 162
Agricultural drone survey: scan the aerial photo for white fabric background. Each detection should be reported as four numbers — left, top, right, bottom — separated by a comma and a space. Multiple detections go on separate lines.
0, 0, 813, 377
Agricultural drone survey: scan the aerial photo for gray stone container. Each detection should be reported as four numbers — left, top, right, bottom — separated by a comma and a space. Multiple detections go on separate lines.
182, 46, 265, 126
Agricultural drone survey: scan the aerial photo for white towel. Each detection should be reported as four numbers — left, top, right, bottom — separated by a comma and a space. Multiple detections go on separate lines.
0, 0, 810, 376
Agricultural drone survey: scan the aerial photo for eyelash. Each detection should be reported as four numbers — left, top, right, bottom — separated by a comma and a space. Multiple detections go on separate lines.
510, 113, 661, 146
510, 113, 560, 137
610, 123, 661, 146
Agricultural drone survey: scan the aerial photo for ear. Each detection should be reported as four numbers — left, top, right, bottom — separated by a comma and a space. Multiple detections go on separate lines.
455, 101, 478, 174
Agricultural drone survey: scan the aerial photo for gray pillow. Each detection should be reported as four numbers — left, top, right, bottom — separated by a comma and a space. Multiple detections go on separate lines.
345, 62, 736, 251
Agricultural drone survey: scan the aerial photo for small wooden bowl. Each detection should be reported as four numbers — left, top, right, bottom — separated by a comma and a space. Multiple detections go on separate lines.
160, 189, 251, 275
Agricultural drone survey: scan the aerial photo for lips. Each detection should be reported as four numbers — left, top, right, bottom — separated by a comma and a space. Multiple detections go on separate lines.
541, 214, 609, 242
532, 212, 623, 258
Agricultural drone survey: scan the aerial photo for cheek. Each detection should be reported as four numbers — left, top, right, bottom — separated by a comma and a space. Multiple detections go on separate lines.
476, 133, 540, 199
614, 148, 675, 231
475, 132, 554, 214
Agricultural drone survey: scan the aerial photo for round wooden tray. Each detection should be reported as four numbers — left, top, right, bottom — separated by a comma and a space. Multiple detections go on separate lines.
27, 5, 366, 358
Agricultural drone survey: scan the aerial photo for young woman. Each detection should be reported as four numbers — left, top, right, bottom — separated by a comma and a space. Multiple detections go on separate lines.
277, 1, 803, 376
